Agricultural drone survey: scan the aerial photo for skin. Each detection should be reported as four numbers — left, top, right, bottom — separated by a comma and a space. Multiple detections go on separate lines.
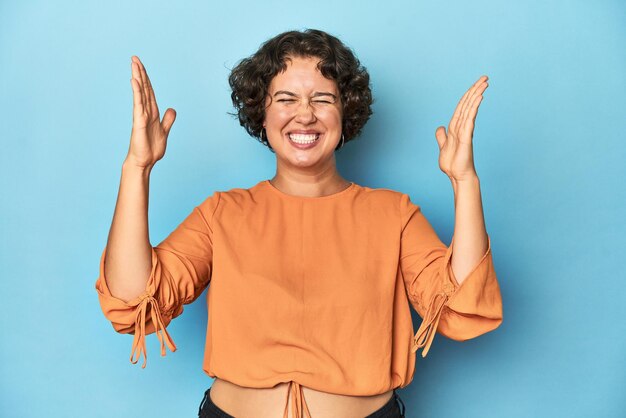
212, 55, 395, 416
108, 55, 492, 415
263, 55, 353, 198
108, 55, 394, 416
434, 75, 491, 289
435, 75, 489, 183
102, 56, 178, 305
127, 56, 176, 168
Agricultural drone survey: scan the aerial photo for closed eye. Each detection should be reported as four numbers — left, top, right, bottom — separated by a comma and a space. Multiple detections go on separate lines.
277, 99, 332, 104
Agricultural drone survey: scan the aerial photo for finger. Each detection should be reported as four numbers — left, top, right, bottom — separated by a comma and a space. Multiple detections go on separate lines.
130, 77, 144, 118
464, 76, 488, 110
459, 92, 485, 142
138, 59, 158, 116
131, 57, 148, 114
451, 79, 480, 132
434, 126, 447, 150
465, 95, 485, 139
131, 62, 145, 116
460, 81, 488, 131
455, 76, 488, 133
162, 108, 177, 136
466, 93, 484, 127
137, 59, 152, 108
133, 56, 149, 115
448, 88, 471, 135
145, 68, 159, 116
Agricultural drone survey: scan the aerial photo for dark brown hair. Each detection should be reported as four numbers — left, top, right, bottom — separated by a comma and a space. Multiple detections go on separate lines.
227, 29, 374, 152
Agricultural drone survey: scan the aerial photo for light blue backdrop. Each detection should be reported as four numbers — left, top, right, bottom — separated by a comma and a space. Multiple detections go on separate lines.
1, 0, 624, 417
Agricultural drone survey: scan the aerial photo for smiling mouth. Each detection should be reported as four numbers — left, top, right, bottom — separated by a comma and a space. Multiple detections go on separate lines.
287, 132, 322, 144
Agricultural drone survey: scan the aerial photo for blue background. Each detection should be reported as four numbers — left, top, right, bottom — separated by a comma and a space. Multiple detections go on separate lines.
1, 0, 624, 417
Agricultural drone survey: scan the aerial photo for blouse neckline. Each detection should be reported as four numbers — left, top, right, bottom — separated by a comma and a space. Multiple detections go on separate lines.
262, 179, 357, 200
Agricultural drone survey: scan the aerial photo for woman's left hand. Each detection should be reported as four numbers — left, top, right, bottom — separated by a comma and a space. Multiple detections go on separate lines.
435, 75, 489, 183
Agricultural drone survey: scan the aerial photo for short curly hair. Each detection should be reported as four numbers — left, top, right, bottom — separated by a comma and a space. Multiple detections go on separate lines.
227, 28, 374, 152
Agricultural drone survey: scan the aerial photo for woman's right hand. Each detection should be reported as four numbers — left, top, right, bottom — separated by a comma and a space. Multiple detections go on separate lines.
125, 55, 176, 169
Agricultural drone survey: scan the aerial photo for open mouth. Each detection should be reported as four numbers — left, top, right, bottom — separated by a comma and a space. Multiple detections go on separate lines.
288, 132, 321, 145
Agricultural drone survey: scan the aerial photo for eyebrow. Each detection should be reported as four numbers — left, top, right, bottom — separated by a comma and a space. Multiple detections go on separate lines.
273, 90, 337, 99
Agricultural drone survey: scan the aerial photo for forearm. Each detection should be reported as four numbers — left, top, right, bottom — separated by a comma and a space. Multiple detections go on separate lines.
449, 175, 489, 286
103, 160, 154, 303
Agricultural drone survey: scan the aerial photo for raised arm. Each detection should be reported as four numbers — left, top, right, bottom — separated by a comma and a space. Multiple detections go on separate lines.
400, 194, 502, 358
96, 55, 189, 368
104, 55, 177, 302
403, 76, 502, 357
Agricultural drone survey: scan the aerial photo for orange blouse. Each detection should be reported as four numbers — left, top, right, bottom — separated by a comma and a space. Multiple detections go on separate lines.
95, 179, 503, 417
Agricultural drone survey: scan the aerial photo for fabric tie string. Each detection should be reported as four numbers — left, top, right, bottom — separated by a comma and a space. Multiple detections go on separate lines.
282, 381, 312, 418
411, 292, 449, 357
129, 294, 177, 368
411, 241, 455, 358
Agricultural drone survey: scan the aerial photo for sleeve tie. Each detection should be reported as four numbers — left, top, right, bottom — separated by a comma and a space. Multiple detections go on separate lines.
129, 293, 177, 368
411, 240, 456, 358
411, 291, 449, 357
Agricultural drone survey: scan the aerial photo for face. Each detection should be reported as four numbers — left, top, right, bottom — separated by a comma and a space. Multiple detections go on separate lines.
263, 55, 343, 169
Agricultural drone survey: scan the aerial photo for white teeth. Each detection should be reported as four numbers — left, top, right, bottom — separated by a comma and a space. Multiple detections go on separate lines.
289, 133, 320, 144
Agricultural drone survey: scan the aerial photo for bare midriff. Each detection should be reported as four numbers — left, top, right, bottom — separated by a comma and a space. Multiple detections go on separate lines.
209, 377, 394, 418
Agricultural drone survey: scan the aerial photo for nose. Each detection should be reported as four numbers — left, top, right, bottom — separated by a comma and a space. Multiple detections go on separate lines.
294, 98, 317, 124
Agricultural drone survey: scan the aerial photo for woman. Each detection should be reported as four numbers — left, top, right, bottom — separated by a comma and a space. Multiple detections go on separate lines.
95, 29, 502, 418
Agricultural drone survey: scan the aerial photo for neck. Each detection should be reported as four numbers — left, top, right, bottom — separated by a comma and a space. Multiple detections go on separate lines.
269, 171, 351, 198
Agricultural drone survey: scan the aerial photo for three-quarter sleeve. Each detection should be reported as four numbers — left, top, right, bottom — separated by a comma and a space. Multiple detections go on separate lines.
399, 193, 503, 358
94, 191, 221, 368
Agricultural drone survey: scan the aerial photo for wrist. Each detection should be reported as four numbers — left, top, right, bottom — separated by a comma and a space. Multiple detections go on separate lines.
452, 174, 480, 184
122, 158, 154, 177
451, 174, 480, 193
